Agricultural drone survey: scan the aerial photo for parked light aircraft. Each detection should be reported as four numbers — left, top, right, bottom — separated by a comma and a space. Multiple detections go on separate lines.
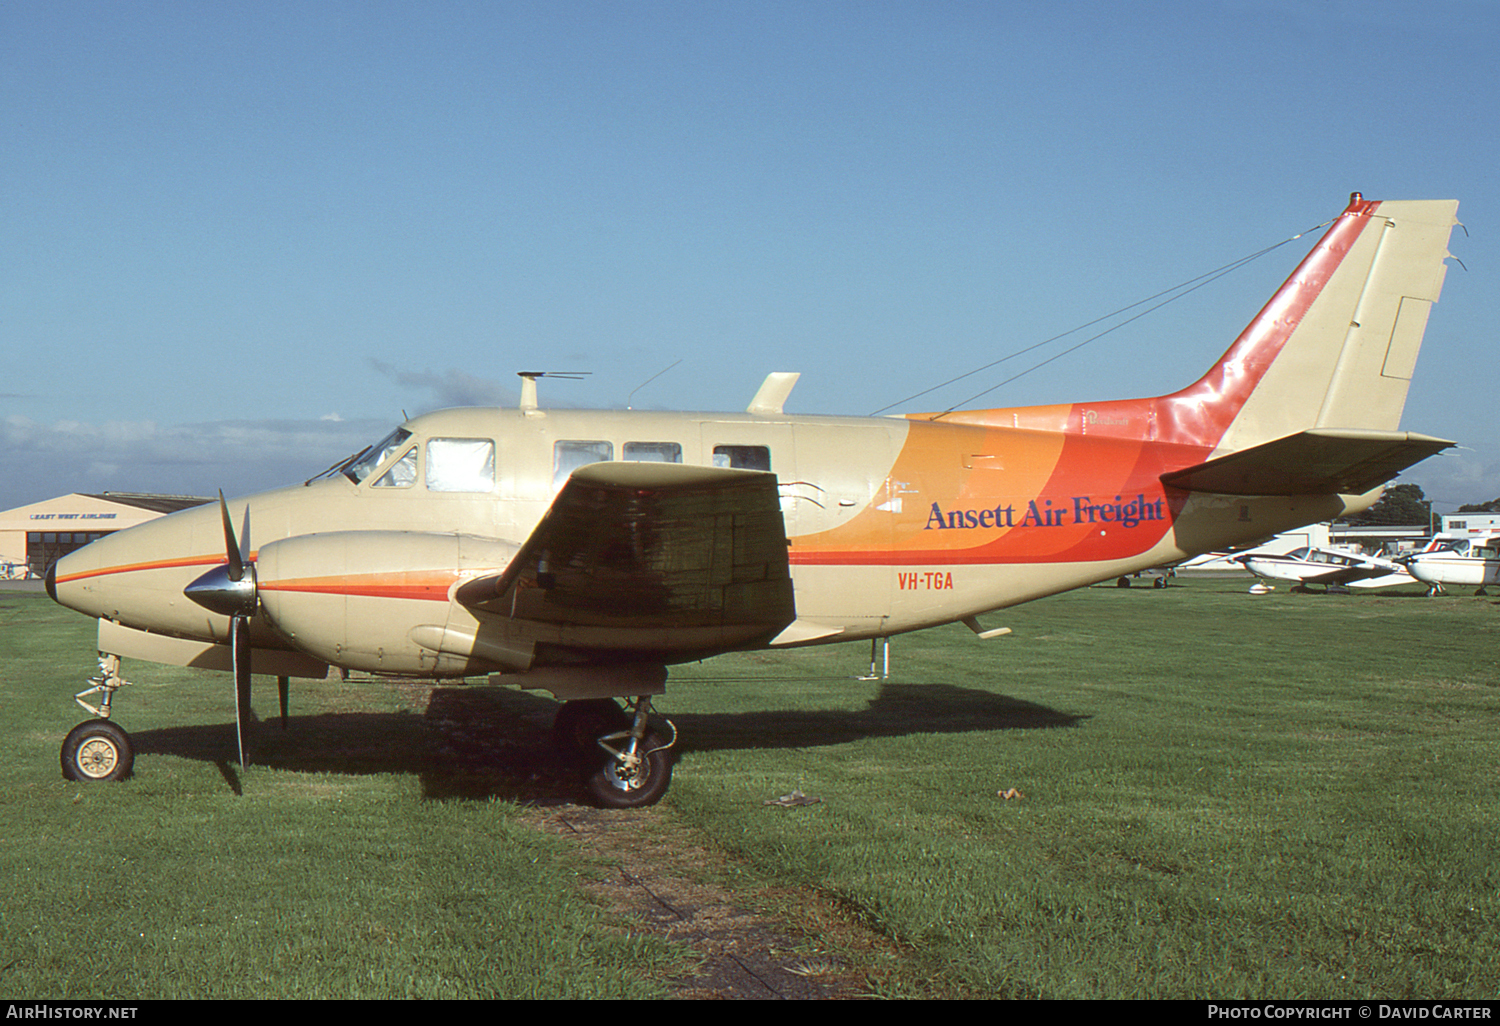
1234, 545, 1416, 592
47, 194, 1461, 807
1401, 536, 1500, 595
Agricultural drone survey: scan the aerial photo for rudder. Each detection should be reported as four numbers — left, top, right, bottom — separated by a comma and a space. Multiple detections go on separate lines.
1205, 195, 1459, 454
1310, 199, 1458, 432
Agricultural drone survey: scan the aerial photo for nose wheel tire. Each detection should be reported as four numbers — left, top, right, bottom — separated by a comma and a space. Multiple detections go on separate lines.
584, 729, 673, 809
61, 719, 134, 782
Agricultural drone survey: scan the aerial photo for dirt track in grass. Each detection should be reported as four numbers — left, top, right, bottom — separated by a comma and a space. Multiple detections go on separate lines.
524, 804, 907, 1000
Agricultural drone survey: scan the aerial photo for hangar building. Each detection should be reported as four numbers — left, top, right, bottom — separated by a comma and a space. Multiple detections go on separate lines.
0, 492, 210, 579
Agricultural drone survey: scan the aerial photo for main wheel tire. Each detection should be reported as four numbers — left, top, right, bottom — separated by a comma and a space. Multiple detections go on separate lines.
552, 699, 631, 757
61, 719, 134, 782
583, 729, 673, 809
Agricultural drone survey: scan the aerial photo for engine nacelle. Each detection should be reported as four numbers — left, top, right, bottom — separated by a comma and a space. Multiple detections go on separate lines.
255, 531, 524, 676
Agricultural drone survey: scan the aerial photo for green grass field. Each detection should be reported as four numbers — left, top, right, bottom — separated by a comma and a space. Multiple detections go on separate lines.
2, 578, 1497, 999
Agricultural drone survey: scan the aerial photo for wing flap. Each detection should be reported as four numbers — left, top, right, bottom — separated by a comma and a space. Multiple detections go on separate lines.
1161, 429, 1453, 496
457, 462, 794, 643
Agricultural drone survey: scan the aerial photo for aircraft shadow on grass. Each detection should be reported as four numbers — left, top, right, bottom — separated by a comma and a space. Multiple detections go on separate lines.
128, 681, 1086, 801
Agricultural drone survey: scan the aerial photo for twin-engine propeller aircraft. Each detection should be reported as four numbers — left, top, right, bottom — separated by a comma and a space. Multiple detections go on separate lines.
48, 194, 1461, 807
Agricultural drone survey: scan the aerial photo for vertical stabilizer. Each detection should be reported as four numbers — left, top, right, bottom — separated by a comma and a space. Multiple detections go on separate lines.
941, 196, 1459, 463
1177, 195, 1459, 454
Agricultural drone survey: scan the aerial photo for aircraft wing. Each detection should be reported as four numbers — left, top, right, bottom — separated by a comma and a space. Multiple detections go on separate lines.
455, 462, 795, 639
1296, 564, 1393, 585
1160, 429, 1453, 496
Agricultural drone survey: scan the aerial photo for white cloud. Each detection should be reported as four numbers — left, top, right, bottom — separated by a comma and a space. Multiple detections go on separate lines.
1405, 442, 1500, 511
0, 414, 388, 510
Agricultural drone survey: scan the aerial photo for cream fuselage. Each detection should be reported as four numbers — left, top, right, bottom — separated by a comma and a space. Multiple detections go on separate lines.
51, 404, 1360, 680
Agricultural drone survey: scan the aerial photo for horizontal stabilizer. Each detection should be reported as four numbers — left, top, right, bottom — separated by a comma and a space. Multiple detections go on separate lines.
1160, 429, 1453, 496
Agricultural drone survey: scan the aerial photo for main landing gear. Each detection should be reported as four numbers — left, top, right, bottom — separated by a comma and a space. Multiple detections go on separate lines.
60, 655, 134, 783
59, 654, 679, 808
554, 696, 676, 809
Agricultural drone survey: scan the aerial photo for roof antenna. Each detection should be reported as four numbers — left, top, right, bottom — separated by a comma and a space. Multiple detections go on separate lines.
517, 370, 589, 412
626, 359, 682, 409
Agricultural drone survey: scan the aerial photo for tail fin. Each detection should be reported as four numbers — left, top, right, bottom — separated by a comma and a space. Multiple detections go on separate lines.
1162, 194, 1459, 453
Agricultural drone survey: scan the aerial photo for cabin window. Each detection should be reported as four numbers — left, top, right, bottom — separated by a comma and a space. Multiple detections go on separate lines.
427, 438, 496, 492
554, 440, 613, 487
623, 441, 682, 463
373, 445, 418, 488
347, 428, 413, 484
713, 445, 771, 471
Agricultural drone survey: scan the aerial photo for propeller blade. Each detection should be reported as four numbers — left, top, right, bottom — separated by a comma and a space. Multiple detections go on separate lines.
232, 614, 251, 769
217, 490, 245, 583
186, 493, 257, 618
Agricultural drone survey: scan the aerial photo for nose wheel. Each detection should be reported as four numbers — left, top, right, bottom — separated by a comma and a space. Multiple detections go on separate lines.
61, 719, 134, 782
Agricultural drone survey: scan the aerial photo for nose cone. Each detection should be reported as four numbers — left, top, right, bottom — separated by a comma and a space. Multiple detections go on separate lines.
47, 501, 226, 631
48, 542, 106, 616
1403, 558, 1437, 584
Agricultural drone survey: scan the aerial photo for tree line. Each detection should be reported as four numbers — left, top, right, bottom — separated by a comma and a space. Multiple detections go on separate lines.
1341, 483, 1500, 529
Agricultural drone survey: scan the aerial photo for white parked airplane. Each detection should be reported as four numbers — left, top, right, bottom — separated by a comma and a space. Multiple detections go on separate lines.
1401, 537, 1500, 595
1235, 545, 1416, 593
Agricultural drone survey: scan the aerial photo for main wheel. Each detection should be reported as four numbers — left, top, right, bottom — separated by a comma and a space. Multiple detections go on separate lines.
552, 699, 631, 757
61, 719, 134, 782
583, 729, 673, 809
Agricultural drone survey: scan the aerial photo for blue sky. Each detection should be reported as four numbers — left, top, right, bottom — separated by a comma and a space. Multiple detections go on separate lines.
4, 0, 1497, 512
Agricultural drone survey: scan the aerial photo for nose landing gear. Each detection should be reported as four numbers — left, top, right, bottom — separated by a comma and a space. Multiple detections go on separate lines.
61, 655, 134, 782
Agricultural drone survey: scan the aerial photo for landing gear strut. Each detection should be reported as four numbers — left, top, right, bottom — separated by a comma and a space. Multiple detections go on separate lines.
61, 655, 134, 782
552, 698, 631, 756
558, 695, 677, 809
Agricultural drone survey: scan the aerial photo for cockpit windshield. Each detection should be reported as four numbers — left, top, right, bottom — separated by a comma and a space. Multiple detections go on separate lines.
316, 426, 414, 486
342, 428, 413, 484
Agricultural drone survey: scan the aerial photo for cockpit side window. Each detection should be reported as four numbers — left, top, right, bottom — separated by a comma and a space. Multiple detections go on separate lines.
347, 428, 413, 484
427, 438, 496, 492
